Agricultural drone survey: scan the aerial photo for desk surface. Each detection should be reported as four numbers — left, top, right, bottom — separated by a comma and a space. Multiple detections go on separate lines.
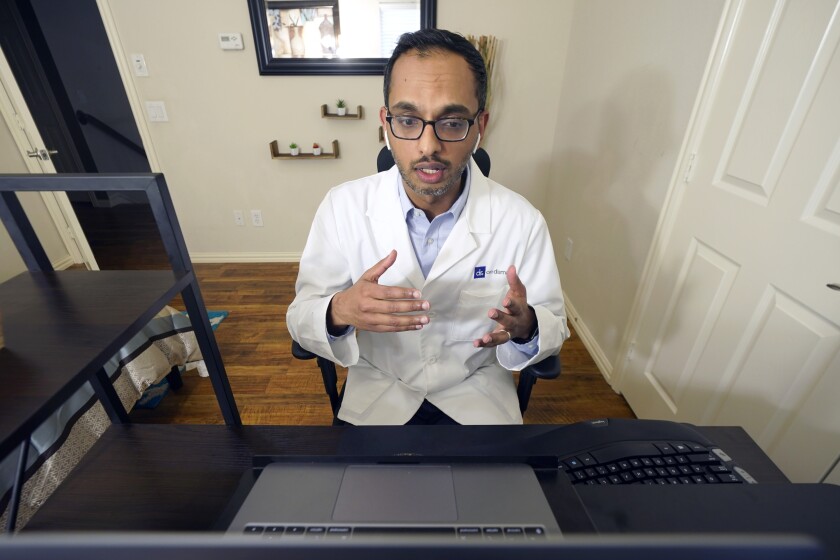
24, 423, 788, 532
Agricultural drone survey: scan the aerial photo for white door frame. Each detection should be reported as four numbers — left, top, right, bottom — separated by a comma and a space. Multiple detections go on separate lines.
0, 46, 98, 270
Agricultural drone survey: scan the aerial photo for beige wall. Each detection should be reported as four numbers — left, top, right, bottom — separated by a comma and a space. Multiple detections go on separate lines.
544, 0, 725, 377
103, 0, 572, 260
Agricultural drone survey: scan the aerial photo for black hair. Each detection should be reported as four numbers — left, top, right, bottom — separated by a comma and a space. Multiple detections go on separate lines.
383, 29, 487, 112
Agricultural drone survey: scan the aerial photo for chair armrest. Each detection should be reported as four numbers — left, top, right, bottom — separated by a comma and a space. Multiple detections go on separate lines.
291, 340, 317, 361
521, 353, 561, 380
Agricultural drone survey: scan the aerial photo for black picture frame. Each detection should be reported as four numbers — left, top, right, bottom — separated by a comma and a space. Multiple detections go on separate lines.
247, 0, 436, 75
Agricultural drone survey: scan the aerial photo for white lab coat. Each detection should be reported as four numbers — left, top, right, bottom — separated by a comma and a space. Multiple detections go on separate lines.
287, 161, 569, 425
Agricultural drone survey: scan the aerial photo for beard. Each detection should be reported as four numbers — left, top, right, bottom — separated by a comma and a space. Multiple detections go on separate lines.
395, 152, 472, 199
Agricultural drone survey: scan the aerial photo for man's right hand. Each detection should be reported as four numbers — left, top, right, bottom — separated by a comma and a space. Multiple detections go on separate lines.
328, 249, 430, 333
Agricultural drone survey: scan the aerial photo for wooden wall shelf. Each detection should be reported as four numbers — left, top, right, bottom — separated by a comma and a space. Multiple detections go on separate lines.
270, 139, 339, 159
321, 104, 363, 119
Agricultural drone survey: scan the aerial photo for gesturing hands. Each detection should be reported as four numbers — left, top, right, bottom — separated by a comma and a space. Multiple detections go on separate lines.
474, 265, 537, 348
328, 250, 430, 334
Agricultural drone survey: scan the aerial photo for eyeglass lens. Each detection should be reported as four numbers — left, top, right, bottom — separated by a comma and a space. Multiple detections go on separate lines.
390, 116, 471, 141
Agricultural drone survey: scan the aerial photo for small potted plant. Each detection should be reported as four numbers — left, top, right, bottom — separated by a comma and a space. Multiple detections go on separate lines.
289, 142, 299, 156
312, 142, 321, 156
336, 99, 347, 116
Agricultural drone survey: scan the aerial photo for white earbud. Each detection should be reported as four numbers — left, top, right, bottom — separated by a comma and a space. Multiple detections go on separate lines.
384, 130, 392, 151
473, 133, 481, 155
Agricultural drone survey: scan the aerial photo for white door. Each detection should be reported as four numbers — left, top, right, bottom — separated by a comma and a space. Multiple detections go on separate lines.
617, 0, 840, 482
0, 47, 97, 269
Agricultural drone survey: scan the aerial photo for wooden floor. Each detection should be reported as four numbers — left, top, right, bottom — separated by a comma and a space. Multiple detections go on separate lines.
130, 263, 636, 426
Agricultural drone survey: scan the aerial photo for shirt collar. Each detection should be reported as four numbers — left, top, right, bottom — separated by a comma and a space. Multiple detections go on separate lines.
397, 165, 471, 222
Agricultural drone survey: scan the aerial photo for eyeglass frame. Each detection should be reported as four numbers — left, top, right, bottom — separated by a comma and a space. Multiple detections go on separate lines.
384, 109, 483, 142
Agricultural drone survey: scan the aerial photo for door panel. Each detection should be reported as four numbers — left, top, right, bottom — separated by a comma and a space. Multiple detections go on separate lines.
619, 0, 840, 482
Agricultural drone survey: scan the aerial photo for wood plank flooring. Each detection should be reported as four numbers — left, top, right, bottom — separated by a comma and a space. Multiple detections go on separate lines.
130, 263, 635, 425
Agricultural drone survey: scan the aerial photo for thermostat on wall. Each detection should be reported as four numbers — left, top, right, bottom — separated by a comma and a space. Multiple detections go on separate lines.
219, 33, 244, 50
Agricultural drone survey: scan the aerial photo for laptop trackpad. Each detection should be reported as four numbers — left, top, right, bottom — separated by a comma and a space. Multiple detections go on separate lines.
332, 465, 457, 522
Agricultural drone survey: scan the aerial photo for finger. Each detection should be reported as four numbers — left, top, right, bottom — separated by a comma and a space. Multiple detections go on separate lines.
472, 329, 510, 348
360, 313, 429, 332
368, 283, 425, 302
363, 249, 398, 283
359, 297, 430, 315
505, 265, 527, 297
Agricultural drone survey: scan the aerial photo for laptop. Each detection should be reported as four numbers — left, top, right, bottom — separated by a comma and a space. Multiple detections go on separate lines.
227, 462, 562, 539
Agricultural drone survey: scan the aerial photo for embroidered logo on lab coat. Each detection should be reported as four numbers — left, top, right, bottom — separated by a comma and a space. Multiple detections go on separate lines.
474, 266, 486, 279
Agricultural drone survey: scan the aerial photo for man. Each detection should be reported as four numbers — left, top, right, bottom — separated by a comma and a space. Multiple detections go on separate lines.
287, 29, 569, 425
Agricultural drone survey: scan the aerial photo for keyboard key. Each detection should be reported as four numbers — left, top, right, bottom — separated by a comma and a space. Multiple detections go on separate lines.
692, 475, 706, 484
643, 468, 657, 477
667, 467, 680, 476
688, 453, 719, 464
667, 477, 680, 484
631, 469, 646, 479
620, 472, 634, 482
629, 459, 642, 469
504, 527, 525, 538
640, 458, 654, 467
708, 464, 731, 473
608, 475, 622, 484
671, 442, 690, 453
595, 466, 608, 476
705, 474, 718, 484
243, 526, 264, 535
585, 468, 598, 478
458, 527, 482, 539
679, 477, 693, 484
618, 461, 631, 470
483, 527, 503, 540
606, 463, 620, 473
596, 477, 609, 485
326, 527, 351, 539
286, 526, 306, 536
265, 526, 285, 538
651, 457, 664, 466
573, 471, 587, 480
585, 479, 596, 485
578, 453, 597, 466
564, 458, 583, 469
691, 465, 705, 474
655, 443, 676, 455
663, 457, 677, 466
679, 466, 693, 475
654, 478, 667, 485
717, 473, 742, 483
674, 455, 688, 464
524, 527, 546, 539
642, 479, 655, 485
306, 527, 326, 539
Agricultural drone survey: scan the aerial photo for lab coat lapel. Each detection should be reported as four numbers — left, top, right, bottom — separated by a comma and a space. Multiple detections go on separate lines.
367, 169, 425, 290
425, 161, 492, 284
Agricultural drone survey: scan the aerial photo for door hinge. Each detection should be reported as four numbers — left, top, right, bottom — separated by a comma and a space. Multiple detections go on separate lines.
683, 152, 697, 183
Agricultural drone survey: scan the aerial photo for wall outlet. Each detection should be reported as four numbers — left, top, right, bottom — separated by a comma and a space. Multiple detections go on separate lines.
564, 238, 574, 261
233, 210, 244, 226
250, 209, 263, 227
145, 101, 168, 122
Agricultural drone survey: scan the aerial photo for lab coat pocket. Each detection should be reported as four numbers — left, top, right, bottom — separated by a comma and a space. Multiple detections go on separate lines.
448, 287, 507, 342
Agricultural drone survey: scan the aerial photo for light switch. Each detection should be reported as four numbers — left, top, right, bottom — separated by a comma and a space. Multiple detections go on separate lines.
145, 101, 169, 122
219, 33, 244, 50
130, 54, 148, 76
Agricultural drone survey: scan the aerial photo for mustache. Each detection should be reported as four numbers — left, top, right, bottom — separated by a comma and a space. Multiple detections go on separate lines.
411, 156, 449, 166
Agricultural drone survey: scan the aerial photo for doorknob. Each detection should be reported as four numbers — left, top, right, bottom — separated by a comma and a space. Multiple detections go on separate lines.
25, 148, 58, 161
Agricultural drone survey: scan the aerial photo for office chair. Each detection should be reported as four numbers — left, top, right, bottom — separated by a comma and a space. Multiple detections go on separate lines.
290, 146, 561, 421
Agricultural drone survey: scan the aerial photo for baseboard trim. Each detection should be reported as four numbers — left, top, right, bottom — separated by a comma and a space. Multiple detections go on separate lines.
189, 252, 302, 263
52, 255, 76, 270
563, 293, 615, 387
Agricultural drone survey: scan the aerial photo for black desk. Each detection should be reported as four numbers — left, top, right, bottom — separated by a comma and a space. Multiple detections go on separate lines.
24, 424, 790, 532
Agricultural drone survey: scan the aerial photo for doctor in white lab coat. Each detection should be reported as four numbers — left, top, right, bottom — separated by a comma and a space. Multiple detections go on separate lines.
286, 29, 569, 425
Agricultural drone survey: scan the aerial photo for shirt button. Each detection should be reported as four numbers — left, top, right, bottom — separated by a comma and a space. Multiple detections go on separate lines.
426, 238, 433, 245
428, 356, 437, 364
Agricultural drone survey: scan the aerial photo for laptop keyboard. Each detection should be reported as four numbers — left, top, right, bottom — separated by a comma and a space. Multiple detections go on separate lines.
242, 525, 548, 540
557, 420, 755, 486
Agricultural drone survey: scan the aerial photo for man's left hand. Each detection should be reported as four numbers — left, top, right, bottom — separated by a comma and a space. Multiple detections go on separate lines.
473, 265, 537, 348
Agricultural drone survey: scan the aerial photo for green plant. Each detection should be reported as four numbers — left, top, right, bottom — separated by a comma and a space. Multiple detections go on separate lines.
289, 142, 298, 149
336, 99, 346, 108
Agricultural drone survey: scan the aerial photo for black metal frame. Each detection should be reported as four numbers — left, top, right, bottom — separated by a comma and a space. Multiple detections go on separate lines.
0, 173, 242, 530
247, 0, 436, 75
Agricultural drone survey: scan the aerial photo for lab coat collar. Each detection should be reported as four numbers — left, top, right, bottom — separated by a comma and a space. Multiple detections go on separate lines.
368, 159, 492, 287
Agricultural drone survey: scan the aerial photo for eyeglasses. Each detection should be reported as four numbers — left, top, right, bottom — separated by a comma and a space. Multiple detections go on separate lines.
385, 110, 482, 142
